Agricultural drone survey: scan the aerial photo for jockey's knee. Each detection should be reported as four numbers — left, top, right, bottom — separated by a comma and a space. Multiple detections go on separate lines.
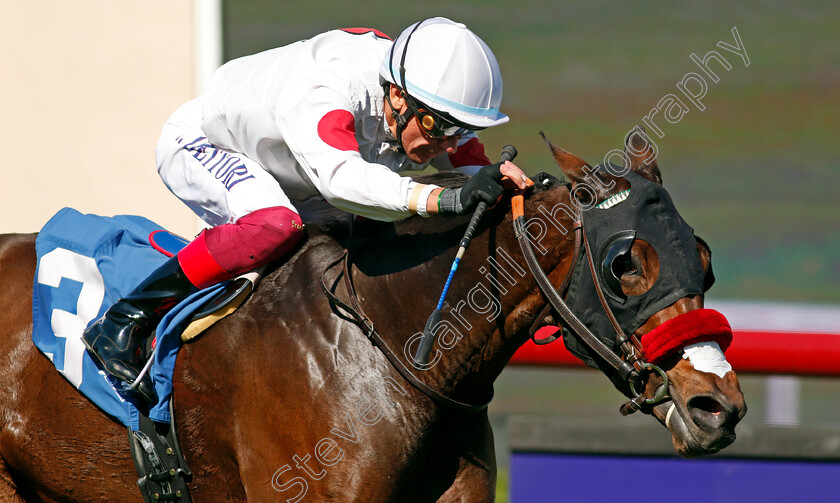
204, 206, 303, 276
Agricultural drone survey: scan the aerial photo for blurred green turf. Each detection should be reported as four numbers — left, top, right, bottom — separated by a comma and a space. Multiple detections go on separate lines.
223, 0, 839, 304
221, 6, 838, 499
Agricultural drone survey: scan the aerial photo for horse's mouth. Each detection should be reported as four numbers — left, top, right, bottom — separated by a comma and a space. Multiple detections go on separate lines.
654, 398, 739, 458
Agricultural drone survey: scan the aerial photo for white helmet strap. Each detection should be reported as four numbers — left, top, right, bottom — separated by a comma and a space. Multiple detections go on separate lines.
389, 18, 427, 97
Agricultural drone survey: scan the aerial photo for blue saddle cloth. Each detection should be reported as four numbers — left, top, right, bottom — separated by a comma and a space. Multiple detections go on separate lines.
32, 207, 227, 430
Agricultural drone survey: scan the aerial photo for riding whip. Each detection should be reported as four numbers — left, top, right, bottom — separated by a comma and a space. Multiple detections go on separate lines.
413, 145, 518, 367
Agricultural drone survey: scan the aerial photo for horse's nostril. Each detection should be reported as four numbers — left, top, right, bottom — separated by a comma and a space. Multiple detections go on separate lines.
687, 395, 731, 432
690, 396, 724, 415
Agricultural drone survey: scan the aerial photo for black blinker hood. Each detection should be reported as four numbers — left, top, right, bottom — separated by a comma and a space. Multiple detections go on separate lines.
561, 169, 706, 368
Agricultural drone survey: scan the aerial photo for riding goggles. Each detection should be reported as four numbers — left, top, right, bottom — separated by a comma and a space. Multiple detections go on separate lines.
404, 93, 476, 139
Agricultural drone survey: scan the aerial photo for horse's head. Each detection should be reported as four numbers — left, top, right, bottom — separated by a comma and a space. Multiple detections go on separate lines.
521, 127, 746, 457
340, 131, 745, 457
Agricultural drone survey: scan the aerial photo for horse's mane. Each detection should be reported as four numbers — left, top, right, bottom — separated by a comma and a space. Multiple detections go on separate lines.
304, 171, 470, 241
284, 170, 568, 278
260, 169, 570, 292
294, 171, 480, 277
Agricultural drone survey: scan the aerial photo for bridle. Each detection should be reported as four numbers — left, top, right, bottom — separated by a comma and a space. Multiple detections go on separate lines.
511, 188, 670, 415
320, 184, 676, 415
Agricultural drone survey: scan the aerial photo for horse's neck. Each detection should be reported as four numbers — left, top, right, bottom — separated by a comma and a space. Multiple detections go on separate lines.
348, 210, 562, 399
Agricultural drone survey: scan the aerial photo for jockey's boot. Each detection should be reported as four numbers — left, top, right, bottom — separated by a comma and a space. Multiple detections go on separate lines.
82, 255, 198, 403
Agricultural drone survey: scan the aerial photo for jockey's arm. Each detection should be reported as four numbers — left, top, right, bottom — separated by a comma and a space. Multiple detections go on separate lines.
274, 86, 443, 221
279, 86, 527, 221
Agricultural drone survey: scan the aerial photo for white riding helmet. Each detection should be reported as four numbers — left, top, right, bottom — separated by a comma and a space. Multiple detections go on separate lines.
380, 17, 509, 130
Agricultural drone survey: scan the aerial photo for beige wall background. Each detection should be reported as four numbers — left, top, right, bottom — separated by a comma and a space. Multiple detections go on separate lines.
0, 1, 209, 237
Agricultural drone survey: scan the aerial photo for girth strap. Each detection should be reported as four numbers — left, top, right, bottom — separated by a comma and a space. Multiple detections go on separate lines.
128, 400, 193, 503
320, 249, 493, 413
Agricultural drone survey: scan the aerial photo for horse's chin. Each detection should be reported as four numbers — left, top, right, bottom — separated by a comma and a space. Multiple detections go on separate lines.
653, 400, 737, 458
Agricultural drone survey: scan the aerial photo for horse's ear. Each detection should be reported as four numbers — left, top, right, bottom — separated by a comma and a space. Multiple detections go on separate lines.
624, 125, 662, 185
540, 131, 613, 205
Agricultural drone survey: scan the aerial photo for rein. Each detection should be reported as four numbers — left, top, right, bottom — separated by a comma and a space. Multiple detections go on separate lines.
319, 175, 677, 415
320, 246, 494, 413
526, 217, 581, 345
511, 191, 670, 415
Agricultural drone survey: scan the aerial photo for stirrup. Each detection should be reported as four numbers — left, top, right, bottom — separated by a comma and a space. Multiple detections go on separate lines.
82, 334, 158, 403
127, 351, 159, 403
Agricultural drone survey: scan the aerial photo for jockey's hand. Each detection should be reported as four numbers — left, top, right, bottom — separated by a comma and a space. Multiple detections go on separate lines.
499, 160, 530, 191
438, 161, 528, 215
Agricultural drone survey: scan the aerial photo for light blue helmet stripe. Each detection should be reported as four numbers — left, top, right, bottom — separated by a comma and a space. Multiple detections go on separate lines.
393, 69, 502, 119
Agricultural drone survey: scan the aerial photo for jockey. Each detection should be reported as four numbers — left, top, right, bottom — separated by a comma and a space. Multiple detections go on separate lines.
82, 17, 528, 402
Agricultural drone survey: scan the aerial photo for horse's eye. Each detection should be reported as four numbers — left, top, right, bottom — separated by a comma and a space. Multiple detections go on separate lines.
599, 231, 636, 300
611, 253, 639, 278
695, 236, 715, 292
601, 236, 659, 300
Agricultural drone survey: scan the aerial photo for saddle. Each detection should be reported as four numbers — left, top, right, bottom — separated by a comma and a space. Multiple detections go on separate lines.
32, 208, 262, 503
179, 268, 261, 342
130, 268, 261, 503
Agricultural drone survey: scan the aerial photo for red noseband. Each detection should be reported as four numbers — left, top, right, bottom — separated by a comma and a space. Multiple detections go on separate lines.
640, 309, 733, 364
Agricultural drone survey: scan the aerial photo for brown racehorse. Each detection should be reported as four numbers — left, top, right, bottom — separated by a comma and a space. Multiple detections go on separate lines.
0, 133, 746, 502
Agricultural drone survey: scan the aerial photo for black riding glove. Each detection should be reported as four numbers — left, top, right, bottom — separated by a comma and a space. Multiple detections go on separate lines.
438, 162, 505, 215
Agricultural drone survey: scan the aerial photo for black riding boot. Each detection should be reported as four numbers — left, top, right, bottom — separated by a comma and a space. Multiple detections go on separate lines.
82, 255, 198, 402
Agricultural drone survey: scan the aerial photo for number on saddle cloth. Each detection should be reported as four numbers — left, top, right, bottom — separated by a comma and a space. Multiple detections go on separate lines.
33, 208, 191, 429
32, 208, 261, 429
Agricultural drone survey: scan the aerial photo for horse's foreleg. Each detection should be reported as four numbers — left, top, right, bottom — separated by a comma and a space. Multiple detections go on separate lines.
436, 458, 496, 503
424, 411, 497, 503
0, 461, 27, 503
